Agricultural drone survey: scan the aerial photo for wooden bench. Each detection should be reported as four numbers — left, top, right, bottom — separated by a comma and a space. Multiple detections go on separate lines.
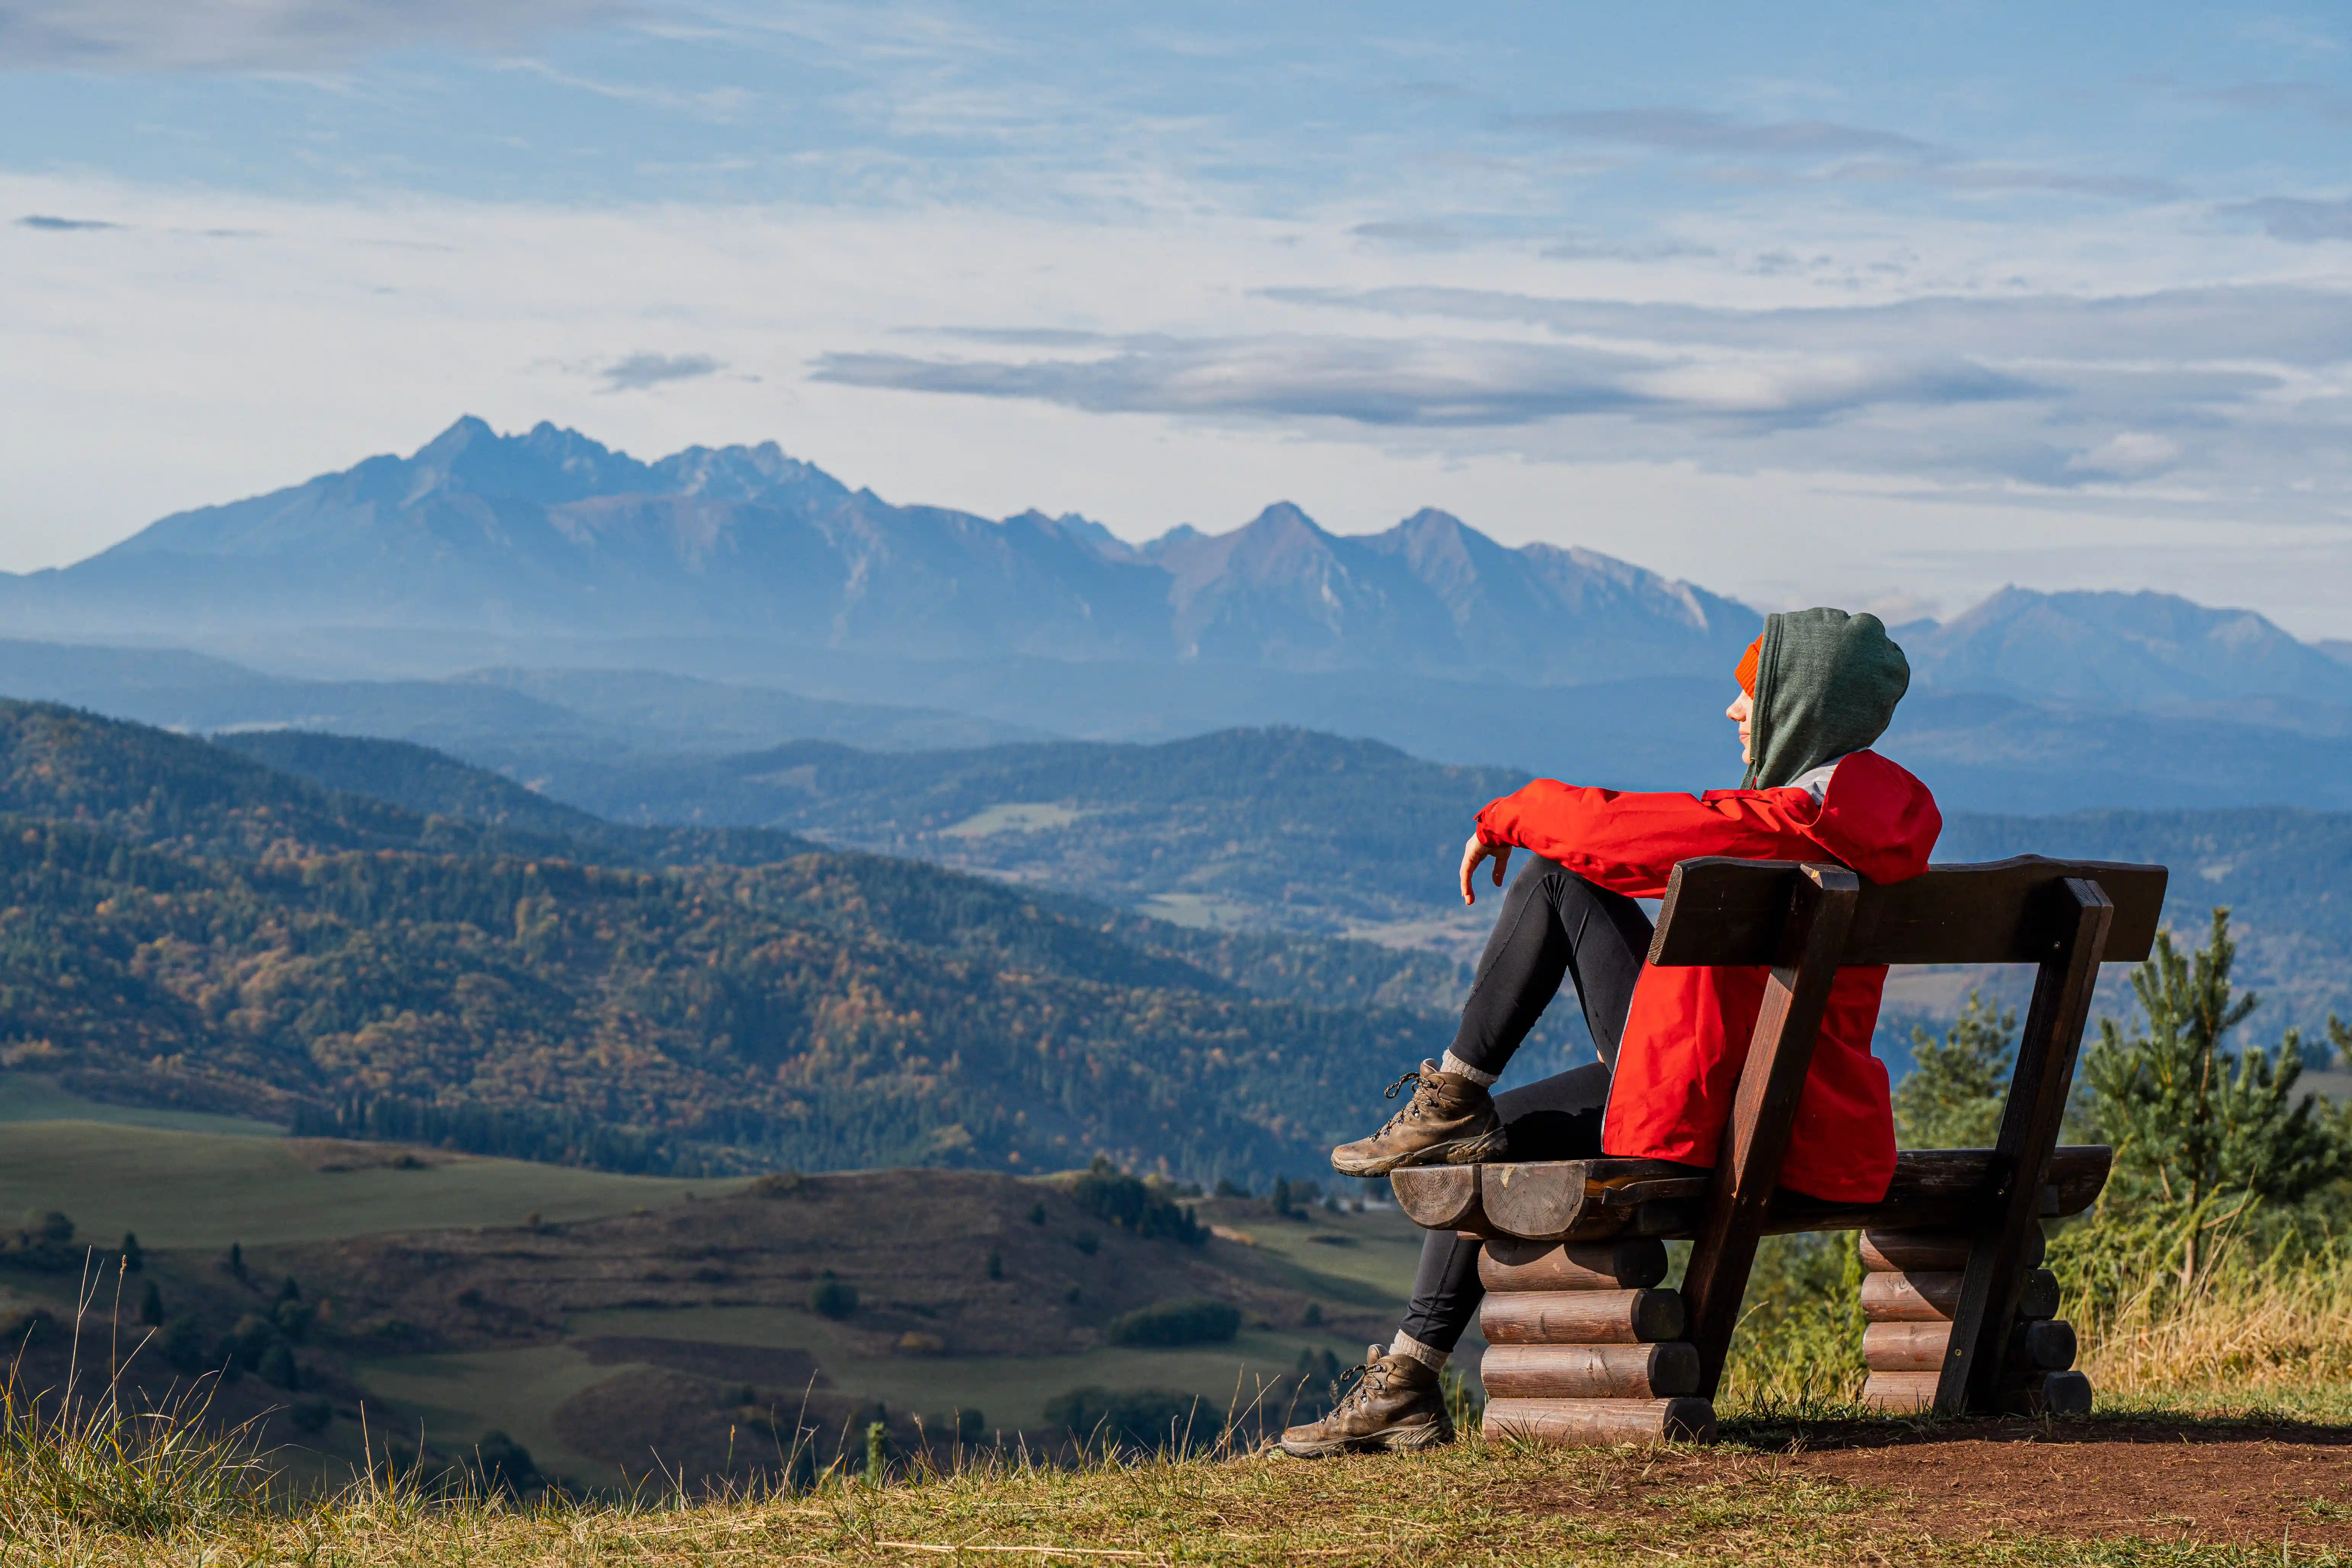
1392, 853, 2169, 1443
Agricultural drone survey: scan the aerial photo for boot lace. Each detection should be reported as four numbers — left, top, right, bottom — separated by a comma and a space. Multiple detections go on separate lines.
1328, 1349, 1394, 1417
1371, 1068, 1436, 1133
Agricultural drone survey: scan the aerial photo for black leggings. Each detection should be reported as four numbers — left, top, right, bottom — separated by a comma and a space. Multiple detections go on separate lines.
1395, 856, 1653, 1353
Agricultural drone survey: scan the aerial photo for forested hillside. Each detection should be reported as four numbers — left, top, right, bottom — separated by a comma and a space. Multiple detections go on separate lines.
520, 725, 2352, 1033
0, 703, 1472, 1182
550, 728, 1521, 934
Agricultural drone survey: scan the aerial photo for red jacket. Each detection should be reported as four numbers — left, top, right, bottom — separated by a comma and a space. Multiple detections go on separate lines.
1474, 749, 1942, 1204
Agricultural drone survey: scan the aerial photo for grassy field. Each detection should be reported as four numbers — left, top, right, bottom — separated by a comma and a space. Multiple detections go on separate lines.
0, 1106, 1432, 1496
0, 1073, 284, 1137
0, 1119, 735, 1252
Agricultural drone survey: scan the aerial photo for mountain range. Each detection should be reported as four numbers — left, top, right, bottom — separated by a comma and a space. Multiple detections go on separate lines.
6, 416, 2352, 815
0, 416, 1760, 683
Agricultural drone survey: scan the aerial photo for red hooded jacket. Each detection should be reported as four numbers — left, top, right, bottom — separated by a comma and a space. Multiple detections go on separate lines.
1474, 749, 1942, 1204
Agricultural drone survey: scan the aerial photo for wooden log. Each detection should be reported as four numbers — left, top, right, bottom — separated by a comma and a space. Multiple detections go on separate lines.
1478, 1342, 1702, 1399
1480, 1288, 1686, 1346
1863, 1321, 1950, 1372
1479, 1238, 1670, 1292
1864, 1313, 2074, 1373
2011, 1317, 2077, 1372
1479, 1160, 1709, 1242
1999, 1369, 2093, 1417
1483, 1396, 1717, 1446
1861, 1268, 2059, 1323
1860, 1225, 2045, 1274
1861, 1370, 1939, 1413
1389, 1165, 1483, 1232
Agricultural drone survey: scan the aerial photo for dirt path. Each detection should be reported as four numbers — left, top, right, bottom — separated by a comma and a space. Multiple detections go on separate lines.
1762, 1418, 2352, 1550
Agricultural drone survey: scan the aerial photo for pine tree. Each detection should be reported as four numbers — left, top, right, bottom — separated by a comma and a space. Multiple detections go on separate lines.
2079, 908, 2348, 1278
1892, 991, 2015, 1148
139, 1280, 164, 1326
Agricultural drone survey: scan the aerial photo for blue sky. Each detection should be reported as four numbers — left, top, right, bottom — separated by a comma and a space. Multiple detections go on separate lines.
5, 2, 2351, 632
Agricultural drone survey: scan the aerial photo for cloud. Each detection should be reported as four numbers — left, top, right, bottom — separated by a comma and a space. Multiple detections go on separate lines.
16, 213, 118, 230
1509, 107, 1934, 158
2220, 195, 2352, 242
813, 332, 2036, 432
2196, 80, 2352, 122
1506, 104, 2172, 204
598, 352, 722, 392
1257, 282, 2352, 367
0, 0, 624, 71
810, 278, 2352, 500
2066, 431, 2183, 479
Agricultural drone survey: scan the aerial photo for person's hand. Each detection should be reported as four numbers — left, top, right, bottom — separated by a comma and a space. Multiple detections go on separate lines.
1459, 831, 1511, 905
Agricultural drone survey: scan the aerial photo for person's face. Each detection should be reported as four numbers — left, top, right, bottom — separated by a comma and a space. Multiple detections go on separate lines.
1727, 688, 1752, 765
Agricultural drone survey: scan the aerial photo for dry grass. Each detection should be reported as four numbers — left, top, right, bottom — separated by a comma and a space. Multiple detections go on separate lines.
1, 1281, 272, 1545
2080, 1238, 2352, 1412
7, 1432, 2337, 1568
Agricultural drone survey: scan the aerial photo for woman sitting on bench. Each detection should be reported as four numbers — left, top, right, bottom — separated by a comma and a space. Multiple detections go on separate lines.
1280, 607, 1942, 1458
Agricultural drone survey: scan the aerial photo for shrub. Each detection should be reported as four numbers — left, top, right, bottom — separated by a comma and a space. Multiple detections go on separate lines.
273, 1299, 315, 1343
468, 1428, 538, 1494
228, 1316, 276, 1372
1069, 1158, 1203, 1245
287, 1398, 331, 1435
1043, 1386, 1218, 1452
258, 1345, 298, 1391
810, 1277, 858, 1319
158, 1316, 209, 1376
1106, 1298, 1241, 1347
20, 1211, 71, 1245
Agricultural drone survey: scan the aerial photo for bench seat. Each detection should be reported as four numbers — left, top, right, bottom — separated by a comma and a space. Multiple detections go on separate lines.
1391, 1145, 2112, 1243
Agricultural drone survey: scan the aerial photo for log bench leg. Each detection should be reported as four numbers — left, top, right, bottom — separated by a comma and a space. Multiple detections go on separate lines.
1858, 1228, 2090, 1416
1475, 1238, 1718, 1444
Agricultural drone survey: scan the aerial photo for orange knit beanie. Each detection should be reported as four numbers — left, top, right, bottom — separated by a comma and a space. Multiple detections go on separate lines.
1734, 636, 1762, 697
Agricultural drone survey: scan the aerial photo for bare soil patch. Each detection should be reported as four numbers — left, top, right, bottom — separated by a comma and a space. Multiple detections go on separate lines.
1788, 1420, 2352, 1549
1594, 1418, 2352, 1550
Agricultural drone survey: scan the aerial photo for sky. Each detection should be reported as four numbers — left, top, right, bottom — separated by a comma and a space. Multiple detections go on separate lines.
4, 2, 2352, 635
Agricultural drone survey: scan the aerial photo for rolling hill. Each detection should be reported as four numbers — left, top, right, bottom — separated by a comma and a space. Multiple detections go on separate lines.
0, 701, 1503, 1184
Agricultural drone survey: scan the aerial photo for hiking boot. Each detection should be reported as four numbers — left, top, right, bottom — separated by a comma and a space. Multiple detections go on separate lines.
1329, 1061, 1505, 1177
1278, 1344, 1453, 1457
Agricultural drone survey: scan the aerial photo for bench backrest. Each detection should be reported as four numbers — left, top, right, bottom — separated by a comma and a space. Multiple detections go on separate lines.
1651, 854, 2168, 968
1646, 852, 2169, 1416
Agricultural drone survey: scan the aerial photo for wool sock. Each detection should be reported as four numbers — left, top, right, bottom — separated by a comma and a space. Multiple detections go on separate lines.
1439, 1050, 1497, 1087
1389, 1330, 1449, 1371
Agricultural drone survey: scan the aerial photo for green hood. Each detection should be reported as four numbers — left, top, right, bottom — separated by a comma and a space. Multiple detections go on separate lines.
1743, 608, 1912, 790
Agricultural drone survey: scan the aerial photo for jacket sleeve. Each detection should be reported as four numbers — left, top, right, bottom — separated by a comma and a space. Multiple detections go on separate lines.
1475, 780, 1830, 899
